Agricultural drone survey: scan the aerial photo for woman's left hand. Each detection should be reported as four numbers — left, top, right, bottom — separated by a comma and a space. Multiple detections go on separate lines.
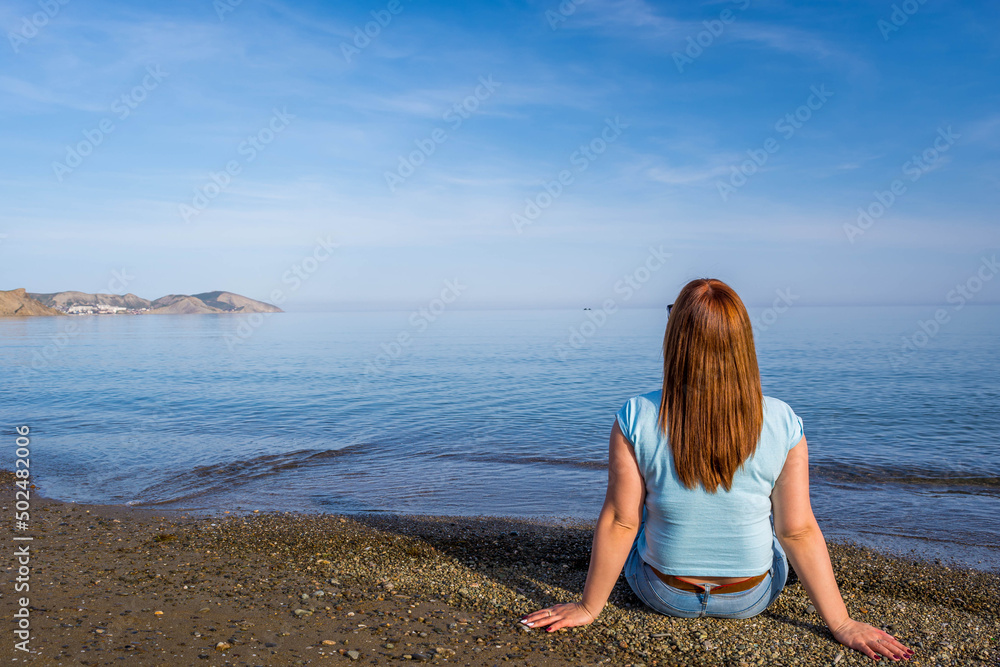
520, 602, 597, 632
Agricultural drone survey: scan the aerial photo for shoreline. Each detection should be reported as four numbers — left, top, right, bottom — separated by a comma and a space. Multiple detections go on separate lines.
3, 472, 997, 666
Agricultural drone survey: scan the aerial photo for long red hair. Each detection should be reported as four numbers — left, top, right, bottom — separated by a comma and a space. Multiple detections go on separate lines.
658, 278, 763, 492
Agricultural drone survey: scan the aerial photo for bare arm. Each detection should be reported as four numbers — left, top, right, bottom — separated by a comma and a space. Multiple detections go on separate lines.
772, 437, 913, 662
521, 420, 644, 631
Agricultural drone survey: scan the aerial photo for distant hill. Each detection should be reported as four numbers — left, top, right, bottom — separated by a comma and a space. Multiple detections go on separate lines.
148, 294, 221, 314
25, 290, 282, 316
192, 291, 282, 313
0, 288, 65, 317
149, 292, 282, 315
29, 291, 151, 310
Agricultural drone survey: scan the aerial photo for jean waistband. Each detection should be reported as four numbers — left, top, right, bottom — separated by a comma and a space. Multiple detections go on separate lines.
648, 567, 768, 594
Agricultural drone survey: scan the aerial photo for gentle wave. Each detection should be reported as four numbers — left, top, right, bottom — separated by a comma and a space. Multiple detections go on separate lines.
810, 461, 1000, 493
125, 444, 369, 506
123, 446, 1000, 510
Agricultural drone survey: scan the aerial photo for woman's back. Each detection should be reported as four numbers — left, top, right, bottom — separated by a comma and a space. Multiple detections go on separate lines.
617, 390, 805, 576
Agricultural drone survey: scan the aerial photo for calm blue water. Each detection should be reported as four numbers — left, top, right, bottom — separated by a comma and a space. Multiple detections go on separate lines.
1, 306, 998, 570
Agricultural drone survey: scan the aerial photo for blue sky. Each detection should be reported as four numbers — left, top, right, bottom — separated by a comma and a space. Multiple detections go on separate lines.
1, 0, 998, 309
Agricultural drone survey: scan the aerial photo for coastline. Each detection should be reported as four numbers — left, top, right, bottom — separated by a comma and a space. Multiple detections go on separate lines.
3, 472, 996, 666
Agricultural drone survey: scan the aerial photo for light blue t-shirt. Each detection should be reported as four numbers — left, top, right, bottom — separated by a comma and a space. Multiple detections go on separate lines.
616, 390, 804, 576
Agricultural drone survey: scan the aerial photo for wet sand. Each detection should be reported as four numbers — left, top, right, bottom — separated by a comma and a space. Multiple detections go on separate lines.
2, 471, 996, 666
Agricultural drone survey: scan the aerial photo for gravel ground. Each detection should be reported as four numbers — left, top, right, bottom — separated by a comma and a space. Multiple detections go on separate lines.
1, 471, 996, 666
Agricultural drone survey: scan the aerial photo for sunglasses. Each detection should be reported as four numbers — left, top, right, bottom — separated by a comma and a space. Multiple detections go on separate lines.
666, 303, 674, 316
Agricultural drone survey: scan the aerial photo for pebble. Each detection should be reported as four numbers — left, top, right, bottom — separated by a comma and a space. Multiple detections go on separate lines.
215, 641, 231, 651
347, 649, 361, 660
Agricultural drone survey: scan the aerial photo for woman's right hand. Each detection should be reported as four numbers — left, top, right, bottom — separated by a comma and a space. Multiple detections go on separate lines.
832, 618, 914, 661
520, 601, 597, 633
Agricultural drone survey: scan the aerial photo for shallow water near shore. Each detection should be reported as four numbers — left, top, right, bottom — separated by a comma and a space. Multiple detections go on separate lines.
1, 305, 998, 570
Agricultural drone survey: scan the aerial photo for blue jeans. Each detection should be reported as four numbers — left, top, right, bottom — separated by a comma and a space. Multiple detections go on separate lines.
623, 521, 788, 619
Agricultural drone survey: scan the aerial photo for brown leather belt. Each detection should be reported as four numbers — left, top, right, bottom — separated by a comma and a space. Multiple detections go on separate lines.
650, 567, 767, 594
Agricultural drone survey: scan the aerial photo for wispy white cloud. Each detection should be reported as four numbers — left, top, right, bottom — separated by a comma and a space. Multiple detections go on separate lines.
966, 114, 1000, 146
645, 163, 731, 185
0, 75, 106, 112
553, 0, 869, 76
566, 0, 689, 39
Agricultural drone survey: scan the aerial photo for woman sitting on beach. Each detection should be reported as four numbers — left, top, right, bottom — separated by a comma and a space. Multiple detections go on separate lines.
521, 278, 913, 662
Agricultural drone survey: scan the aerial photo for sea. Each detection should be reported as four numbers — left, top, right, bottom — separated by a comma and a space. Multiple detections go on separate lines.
1, 306, 998, 571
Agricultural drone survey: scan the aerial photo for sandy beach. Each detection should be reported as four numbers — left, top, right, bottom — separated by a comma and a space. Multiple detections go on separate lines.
2, 471, 996, 666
